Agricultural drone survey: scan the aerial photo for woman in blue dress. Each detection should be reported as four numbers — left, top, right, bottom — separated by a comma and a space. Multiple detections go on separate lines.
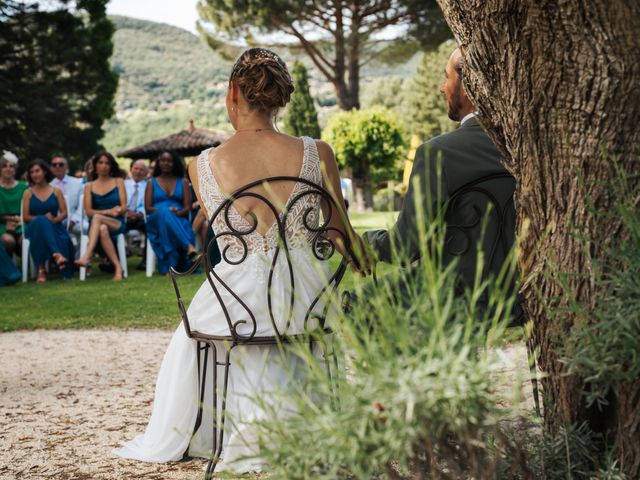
0, 242, 20, 287
22, 159, 74, 283
75, 151, 127, 281
145, 150, 196, 275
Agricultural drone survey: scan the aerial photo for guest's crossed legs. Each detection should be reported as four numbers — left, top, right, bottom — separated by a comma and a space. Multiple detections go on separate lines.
76, 214, 124, 280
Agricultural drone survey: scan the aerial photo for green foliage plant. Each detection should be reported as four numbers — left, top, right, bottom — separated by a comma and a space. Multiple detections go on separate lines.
322, 107, 407, 210
561, 166, 640, 410
361, 76, 406, 112
241, 180, 531, 479
527, 165, 640, 479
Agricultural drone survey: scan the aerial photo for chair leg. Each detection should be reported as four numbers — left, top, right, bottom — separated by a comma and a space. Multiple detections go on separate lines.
117, 234, 128, 278
146, 238, 155, 277
21, 239, 30, 283
184, 342, 209, 460
204, 344, 231, 480
79, 234, 88, 281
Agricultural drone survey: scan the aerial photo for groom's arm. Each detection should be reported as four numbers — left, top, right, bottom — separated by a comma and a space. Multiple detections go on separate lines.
364, 141, 447, 264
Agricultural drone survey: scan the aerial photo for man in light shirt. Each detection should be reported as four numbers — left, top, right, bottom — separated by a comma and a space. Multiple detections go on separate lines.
124, 159, 148, 270
50, 155, 83, 244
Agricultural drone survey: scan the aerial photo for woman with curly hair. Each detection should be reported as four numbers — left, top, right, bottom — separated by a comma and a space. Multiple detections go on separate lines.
144, 150, 197, 275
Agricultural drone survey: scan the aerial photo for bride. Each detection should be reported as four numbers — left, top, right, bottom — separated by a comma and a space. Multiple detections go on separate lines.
113, 48, 366, 473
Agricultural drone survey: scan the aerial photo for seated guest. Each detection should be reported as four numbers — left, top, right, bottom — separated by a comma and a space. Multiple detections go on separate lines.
75, 151, 127, 282
124, 159, 148, 270
0, 241, 20, 287
145, 150, 196, 275
22, 159, 74, 283
49, 155, 83, 252
81, 159, 94, 184
0, 151, 28, 256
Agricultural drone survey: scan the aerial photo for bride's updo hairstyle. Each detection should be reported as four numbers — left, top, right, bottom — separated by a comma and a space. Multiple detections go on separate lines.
229, 48, 294, 114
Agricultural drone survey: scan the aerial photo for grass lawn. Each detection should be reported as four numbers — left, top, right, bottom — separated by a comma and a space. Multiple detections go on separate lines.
0, 211, 398, 332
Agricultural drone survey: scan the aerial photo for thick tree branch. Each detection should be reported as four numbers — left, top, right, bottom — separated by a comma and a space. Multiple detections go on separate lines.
288, 24, 336, 80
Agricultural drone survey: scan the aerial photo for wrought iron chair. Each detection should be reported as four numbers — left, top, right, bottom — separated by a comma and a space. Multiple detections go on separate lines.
169, 176, 354, 477
444, 172, 540, 416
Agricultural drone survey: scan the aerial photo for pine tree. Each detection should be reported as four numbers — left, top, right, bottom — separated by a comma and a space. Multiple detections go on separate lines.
0, 0, 118, 168
284, 62, 321, 139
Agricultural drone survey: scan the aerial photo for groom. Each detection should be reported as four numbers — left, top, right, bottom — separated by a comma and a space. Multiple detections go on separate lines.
363, 48, 519, 318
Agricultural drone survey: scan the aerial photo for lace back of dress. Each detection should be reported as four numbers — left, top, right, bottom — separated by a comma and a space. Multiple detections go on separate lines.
197, 137, 322, 260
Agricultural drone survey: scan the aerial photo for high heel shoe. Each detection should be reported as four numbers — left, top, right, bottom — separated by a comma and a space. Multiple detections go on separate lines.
52, 253, 67, 270
74, 258, 90, 268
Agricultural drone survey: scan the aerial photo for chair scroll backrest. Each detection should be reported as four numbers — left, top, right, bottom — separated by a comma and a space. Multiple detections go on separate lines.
443, 172, 516, 296
171, 176, 352, 345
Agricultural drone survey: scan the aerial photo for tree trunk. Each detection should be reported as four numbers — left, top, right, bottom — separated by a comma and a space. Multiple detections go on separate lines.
352, 175, 374, 212
437, 0, 640, 476
347, 3, 361, 110
334, 80, 359, 110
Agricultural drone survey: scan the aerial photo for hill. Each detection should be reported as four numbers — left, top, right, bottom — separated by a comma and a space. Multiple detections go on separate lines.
102, 16, 424, 158
110, 15, 231, 111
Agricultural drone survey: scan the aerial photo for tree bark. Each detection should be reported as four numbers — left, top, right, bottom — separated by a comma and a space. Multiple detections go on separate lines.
437, 0, 640, 476
352, 175, 374, 212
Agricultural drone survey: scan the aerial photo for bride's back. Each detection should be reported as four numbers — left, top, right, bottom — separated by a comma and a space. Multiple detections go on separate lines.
192, 48, 317, 235
206, 132, 308, 236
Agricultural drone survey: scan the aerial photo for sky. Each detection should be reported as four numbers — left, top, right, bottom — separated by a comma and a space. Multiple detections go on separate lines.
106, 0, 200, 33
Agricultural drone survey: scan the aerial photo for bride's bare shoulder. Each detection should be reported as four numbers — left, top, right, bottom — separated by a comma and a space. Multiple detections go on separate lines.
314, 139, 336, 162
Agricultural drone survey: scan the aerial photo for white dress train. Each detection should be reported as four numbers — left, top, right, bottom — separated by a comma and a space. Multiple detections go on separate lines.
114, 137, 331, 473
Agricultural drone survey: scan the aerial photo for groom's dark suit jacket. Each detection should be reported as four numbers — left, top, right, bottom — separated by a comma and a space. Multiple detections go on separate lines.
364, 116, 518, 314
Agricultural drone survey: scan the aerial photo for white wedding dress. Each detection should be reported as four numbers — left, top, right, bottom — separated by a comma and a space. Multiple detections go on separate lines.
114, 137, 333, 473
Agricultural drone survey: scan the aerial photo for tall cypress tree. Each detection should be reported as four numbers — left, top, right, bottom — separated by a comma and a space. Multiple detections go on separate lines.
284, 62, 321, 139
0, 0, 118, 168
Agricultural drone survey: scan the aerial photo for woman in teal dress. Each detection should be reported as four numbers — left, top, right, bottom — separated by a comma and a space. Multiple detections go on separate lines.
22, 159, 74, 282
145, 150, 196, 275
75, 151, 127, 281
0, 151, 28, 257
0, 242, 20, 287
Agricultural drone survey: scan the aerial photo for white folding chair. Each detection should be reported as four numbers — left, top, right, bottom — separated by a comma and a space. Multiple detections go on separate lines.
78, 193, 128, 280
145, 234, 156, 277
21, 199, 36, 282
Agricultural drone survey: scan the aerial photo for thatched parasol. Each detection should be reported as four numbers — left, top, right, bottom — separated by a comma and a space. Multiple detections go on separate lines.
117, 120, 230, 160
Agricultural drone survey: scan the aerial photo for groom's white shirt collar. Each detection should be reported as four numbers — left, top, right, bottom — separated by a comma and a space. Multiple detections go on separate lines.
461, 111, 479, 126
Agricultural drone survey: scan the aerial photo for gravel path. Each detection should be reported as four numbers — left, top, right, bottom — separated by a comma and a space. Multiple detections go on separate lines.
0, 329, 204, 480
0, 329, 535, 479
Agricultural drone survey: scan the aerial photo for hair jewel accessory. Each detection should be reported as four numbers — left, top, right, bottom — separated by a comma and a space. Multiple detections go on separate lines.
230, 48, 283, 80
252, 48, 280, 63
1, 150, 18, 165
